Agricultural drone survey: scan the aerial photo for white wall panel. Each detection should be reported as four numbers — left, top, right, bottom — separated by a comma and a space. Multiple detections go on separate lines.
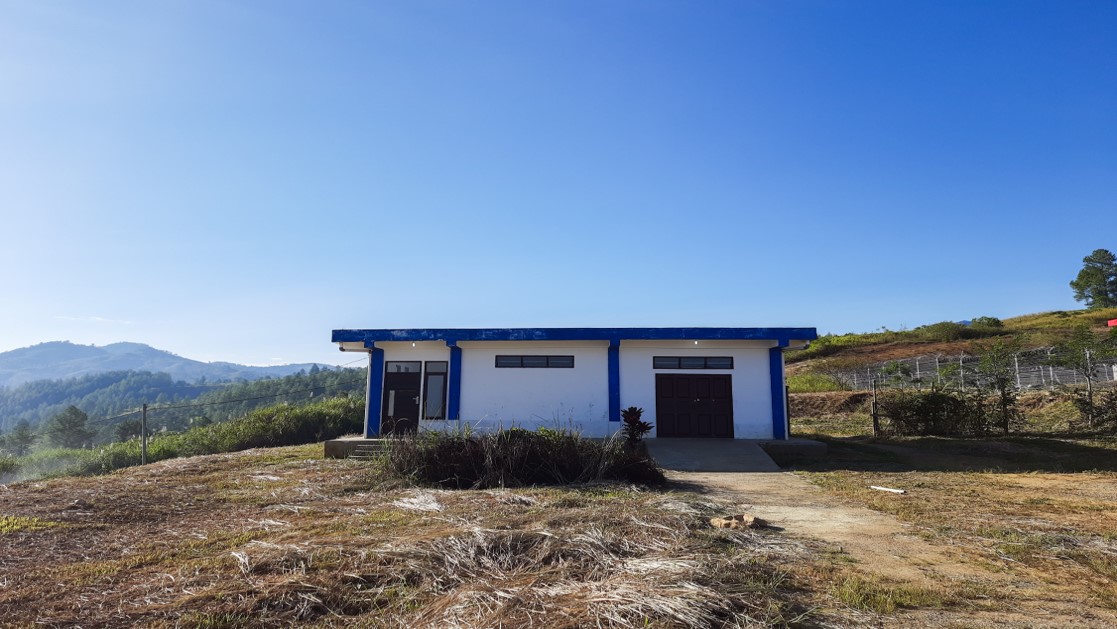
618, 340, 776, 439
454, 341, 612, 437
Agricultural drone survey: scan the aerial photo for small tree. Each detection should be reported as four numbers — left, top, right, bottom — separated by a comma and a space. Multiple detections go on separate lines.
880, 360, 915, 390
46, 406, 95, 449
972, 337, 1023, 434
114, 418, 143, 442
2, 420, 37, 456
1049, 325, 1117, 427
1070, 248, 1117, 309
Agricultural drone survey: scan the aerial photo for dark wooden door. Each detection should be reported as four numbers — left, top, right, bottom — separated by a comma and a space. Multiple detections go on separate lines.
655, 374, 733, 437
382, 371, 421, 435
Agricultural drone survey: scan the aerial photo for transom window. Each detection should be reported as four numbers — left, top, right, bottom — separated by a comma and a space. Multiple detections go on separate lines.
653, 356, 734, 370
495, 355, 575, 368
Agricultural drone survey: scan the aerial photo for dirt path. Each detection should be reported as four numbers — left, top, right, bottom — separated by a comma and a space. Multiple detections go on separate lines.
668, 470, 993, 585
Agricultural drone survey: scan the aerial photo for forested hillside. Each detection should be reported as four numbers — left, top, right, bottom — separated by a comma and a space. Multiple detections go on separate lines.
0, 367, 367, 439
0, 341, 322, 388
0, 372, 208, 432
140, 366, 367, 434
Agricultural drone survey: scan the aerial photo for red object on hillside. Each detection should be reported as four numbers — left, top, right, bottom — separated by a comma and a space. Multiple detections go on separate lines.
1109, 319, 1117, 327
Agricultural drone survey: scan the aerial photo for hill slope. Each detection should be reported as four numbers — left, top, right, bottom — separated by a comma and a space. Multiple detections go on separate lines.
786, 307, 1117, 370
0, 341, 321, 388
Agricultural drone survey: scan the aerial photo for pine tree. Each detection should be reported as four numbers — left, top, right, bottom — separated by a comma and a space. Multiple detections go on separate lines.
46, 406, 95, 449
1070, 249, 1117, 309
2, 420, 37, 456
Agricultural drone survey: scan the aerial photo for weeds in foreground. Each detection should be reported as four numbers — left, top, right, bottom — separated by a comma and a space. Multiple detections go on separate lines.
381, 428, 665, 489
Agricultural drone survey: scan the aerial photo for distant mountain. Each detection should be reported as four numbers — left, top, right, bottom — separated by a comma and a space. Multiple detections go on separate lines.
0, 341, 322, 388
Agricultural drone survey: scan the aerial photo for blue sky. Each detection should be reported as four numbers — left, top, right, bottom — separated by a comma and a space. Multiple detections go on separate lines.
1, 1, 1113, 366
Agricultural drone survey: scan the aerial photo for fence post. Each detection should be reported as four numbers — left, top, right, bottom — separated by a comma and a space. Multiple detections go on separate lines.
959, 353, 965, 391
141, 403, 148, 465
1014, 354, 1021, 389
871, 378, 881, 437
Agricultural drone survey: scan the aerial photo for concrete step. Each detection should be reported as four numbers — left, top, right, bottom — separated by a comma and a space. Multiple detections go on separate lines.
346, 441, 389, 460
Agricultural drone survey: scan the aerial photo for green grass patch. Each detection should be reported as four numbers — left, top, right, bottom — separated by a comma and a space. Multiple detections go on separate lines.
832, 575, 951, 613
0, 515, 62, 534
787, 373, 848, 393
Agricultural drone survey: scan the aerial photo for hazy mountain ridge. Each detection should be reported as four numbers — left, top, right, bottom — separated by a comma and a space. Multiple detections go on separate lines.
0, 341, 321, 388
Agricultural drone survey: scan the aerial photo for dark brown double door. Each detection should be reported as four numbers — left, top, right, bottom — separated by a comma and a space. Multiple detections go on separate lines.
655, 374, 733, 438
381, 371, 420, 435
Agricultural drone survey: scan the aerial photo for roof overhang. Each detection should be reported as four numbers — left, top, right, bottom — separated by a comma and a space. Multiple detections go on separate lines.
332, 327, 818, 347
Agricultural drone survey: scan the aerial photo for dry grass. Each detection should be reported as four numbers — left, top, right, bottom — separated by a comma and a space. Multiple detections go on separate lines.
788, 413, 1117, 624
0, 443, 862, 628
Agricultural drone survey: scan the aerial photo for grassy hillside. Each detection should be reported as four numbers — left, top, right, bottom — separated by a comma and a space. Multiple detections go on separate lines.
787, 307, 1117, 367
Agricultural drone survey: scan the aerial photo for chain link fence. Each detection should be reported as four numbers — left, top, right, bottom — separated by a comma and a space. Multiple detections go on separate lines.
831, 348, 1117, 392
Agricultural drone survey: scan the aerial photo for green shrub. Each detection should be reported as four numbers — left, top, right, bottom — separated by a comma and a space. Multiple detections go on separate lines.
1064, 388, 1117, 430
383, 428, 665, 489
12, 448, 100, 480
971, 316, 1004, 329
0, 456, 19, 479
878, 391, 991, 437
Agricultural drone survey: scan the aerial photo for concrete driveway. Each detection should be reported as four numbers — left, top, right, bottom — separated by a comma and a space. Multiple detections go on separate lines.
644, 438, 781, 472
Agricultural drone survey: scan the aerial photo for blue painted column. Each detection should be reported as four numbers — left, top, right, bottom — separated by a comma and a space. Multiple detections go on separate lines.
447, 342, 462, 420
364, 344, 385, 437
608, 339, 620, 422
769, 341, 789, 440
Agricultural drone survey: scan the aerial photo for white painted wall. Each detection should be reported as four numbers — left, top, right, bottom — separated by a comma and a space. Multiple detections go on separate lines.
378, 341, 451, 367
618, 340, 777, 439
451, 341, 613, 437
360, 338, 784, 439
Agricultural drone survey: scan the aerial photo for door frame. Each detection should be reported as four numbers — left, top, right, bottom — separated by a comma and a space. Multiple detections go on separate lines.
654, 373, 734, 438
381, 369, 421, 435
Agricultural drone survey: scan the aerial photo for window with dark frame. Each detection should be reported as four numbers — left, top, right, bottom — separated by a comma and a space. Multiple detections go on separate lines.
495, 355, 575, 368
652, 356, 734, 370
422, 361, 448, 420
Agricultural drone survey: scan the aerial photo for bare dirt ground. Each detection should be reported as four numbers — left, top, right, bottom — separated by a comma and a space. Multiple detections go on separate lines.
670, 470, 984, 584
670, 467, 1117, 628
739, 426, 1117, 628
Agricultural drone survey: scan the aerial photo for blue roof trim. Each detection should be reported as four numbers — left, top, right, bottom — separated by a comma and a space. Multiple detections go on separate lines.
332, 327, 818, 344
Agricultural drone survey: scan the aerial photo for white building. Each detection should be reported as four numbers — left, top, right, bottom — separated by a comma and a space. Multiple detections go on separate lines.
333, 327, 816, 440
